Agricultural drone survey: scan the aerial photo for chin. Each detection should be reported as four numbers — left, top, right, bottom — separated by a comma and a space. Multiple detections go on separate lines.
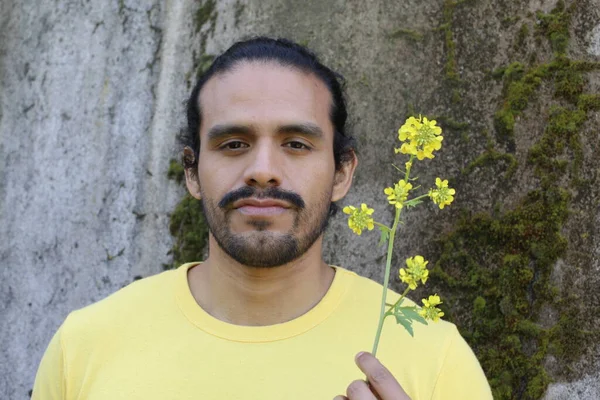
216, 231, 301, 268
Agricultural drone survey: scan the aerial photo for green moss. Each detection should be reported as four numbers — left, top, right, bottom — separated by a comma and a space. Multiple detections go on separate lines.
451, 89, 462, 104
167, 2, 215, 263
434, 116, 470, 131
168, 194, 209, 268
535, 0, 573, 55
491, 66, 507, 80
194, 0, 217, 34
516, 320, 544, 338
195, 54, 215, 79
167, 159, 185, 184
388, 28, 424, 42
491, 3, 599, 145
528, 105, 587, 180
577, 94, 600, 111
118, 0, 126, 16
186, 0, 218, 87
515, 23, 530, 49
501, 15, 519, 26
493, 54, 600, 148
493, 109, 515, 146
166, 161, 209, 269
493, 63, 546, 147
233, 0, 245, 27
503, 62, 526, 82
358, 73, 370, 87
491, 49, 600, 151
551, 57, 584, 101
441, 0, 461, 85
462, 147, 518, 179
473, 296, 486, 313
432, 184, 570, 399
434, 2, 598, 397
298, 38, 311, 48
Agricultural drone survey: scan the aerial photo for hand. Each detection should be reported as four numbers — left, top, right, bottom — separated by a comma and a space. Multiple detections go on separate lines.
334, 352, 411, 400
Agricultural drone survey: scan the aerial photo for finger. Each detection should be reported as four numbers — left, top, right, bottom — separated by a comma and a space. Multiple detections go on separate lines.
333, 396, 349, 400
346, 379, 378, 400
355, 352, 410, 400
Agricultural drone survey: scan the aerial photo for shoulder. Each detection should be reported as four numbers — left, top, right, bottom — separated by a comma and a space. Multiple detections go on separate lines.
61, 264, 191, 340
333, 266, 491, 398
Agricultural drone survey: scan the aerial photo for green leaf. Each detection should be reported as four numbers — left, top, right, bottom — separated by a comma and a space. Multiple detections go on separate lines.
378, 226, 390, 247
398, 306, 428, 325
394, 314, 415, 337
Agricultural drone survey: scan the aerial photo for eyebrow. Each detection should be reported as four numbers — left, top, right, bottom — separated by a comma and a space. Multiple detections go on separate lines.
206, 122, 324, 141
277, 123, 324, 139
206, 124, 253, 142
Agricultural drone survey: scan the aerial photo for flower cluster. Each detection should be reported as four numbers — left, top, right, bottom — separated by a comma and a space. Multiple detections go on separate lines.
419, 295, 445, 322
384, 180, 412, 209
399, 255, 429, 290
428, 178, 456, 209
341, 115, 460, 348
342, 203, 374, 235
395, 115, 443, 160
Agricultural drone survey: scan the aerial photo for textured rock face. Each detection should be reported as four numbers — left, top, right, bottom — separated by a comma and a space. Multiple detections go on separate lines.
0, 0, 192, 397
543, 373, 600, 400
1, 0, 599, 399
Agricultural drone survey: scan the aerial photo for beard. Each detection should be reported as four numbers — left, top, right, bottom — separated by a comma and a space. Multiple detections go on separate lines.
200, 186, 332, 268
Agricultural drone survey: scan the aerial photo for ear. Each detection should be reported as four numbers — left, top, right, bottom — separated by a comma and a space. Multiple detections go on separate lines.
183, 147, 202, 200
331, 151, 358, 202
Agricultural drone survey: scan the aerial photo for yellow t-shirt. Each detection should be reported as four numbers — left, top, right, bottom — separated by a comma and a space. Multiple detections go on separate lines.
33, 263, 492, 399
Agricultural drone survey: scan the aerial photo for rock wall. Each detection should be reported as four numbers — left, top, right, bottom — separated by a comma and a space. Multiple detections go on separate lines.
1, 0, 599, 398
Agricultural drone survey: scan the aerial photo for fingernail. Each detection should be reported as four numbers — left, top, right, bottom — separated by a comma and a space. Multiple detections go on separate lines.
355, 351, 365, 362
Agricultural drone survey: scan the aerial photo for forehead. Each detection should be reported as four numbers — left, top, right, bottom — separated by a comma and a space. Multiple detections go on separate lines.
198, 61, 334, 136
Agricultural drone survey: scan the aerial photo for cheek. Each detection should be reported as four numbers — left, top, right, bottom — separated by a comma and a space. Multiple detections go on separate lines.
197, 162, 228, 200
296, 162, 336, 203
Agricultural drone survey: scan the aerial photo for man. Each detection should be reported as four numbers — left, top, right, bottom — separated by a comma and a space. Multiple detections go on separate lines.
33, 37, 492, 399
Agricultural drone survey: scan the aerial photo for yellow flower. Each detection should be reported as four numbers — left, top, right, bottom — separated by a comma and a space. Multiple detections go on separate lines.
384, 180, 413, 209
398, 116, 420, 141
428, 177, 456, 209
343, 203, 375, 235
419, 294, 444, 322
399, 255, 429, 290
395, 115, 443, 160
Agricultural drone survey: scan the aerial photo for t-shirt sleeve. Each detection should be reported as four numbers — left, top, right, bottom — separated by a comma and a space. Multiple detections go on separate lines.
430, 327, 493, 400
31, 326, 66, 400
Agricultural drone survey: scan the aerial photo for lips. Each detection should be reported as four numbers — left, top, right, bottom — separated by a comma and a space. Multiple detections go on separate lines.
233, 199, 291, 216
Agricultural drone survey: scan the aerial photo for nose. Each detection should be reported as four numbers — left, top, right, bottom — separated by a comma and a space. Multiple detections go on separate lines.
243, 140, 283, 188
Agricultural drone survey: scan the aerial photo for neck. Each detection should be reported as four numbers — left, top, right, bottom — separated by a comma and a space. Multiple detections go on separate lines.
187, 236, 335, 326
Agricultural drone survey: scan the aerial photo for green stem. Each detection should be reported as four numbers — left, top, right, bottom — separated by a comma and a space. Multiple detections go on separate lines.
372, 206, 401, 356
391, 164, 405, 174
408, 193, 429, 202
405, 155, 415, 181
372, 155, 414, 357
373, 221, 391, 230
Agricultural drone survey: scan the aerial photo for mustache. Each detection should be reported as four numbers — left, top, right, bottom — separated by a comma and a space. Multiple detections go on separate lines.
218, 186, 305, 210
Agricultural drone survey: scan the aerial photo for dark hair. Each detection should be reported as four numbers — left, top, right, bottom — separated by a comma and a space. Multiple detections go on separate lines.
181, 36, 355, 171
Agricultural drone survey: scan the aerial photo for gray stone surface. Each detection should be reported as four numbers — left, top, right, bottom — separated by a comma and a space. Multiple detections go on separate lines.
0, 1, 166, 397
588, 23, 600, 56
543, 373, 600, 400
1, 0, 600, 399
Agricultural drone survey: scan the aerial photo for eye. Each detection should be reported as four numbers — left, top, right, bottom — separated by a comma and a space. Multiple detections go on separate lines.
284, 141, 311, 150
221, 141, 249, 150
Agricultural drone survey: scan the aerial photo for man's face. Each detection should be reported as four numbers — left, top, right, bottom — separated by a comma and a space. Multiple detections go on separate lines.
186, 61, 353, 268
